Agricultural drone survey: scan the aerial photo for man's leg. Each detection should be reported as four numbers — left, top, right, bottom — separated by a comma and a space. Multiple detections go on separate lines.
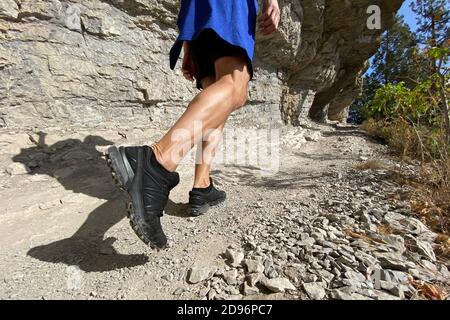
193, 122, 224, 188
193, 76, 224, 188
152, 55, 250, 173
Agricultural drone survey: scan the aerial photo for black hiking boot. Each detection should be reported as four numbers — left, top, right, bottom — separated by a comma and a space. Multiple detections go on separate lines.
106, 145, 179, 249
188, 179, 226, 216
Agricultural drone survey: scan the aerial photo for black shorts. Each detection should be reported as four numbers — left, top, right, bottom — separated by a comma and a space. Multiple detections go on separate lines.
189, 29, 254, 90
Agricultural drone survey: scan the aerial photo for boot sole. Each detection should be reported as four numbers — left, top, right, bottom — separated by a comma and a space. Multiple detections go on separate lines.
106, 146, 166, 250
188, 197, 226, 216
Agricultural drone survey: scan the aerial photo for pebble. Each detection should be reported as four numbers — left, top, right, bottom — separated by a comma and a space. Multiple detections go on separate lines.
413, 239, 436, 262
298, 238, 315, 247
303, 282, 326, 300
262, 277, 296, 293
173, 287, 187, 295
5, 163, 29, 175
187, 267, 211, 284
161, 273, 174, 282
381, 234, 406, 253
379, 269, 409, 284
242, 283, 260, 296
377, 253, 408, 271
354, 250, 378, 267
244, 259, 264, 274
246, 273, 262, 286
420, 260, 437, 272
199, 286, 210, 297
222, 269, 238, 285
38, 200, 61, 210
329, 289, 353, 300
207, 288, 216, 300
336, 255, 357, 267
225, 249, 244, 267
344, 270, 366, 282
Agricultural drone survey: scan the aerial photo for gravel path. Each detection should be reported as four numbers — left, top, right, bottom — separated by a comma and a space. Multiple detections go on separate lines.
0, 123, 448, 300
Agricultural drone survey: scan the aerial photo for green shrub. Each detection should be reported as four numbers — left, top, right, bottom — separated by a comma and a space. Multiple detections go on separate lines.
362, 79, 440, 125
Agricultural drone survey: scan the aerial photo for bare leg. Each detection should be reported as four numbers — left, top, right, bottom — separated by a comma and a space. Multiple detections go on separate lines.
152, 55, 250, 173
193, 76, 226, 188
193, 122, 224, 188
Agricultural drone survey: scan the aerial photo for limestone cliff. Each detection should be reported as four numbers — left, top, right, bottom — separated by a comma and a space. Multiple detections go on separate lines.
0, 0, 403, 129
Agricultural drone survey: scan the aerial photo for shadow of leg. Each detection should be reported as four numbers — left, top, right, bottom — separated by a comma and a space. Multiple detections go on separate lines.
27, 199, 149, 273
164, 199, 190, 218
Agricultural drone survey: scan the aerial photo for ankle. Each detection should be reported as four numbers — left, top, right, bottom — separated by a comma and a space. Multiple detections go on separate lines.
151, 144, 176, 172
193, 177, 211, 189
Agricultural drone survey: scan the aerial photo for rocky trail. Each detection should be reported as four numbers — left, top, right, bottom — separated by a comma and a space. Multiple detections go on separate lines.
0, 123, 448, 300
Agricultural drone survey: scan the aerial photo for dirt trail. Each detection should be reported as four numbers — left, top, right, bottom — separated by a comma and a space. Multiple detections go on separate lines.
0, 124, 447, 300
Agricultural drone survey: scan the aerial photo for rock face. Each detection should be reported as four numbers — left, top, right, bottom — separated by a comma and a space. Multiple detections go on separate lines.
0, 0, 403, 129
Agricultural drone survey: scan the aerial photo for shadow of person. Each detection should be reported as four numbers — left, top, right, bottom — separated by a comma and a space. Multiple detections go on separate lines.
164, 199, 190, 218
13, 132, 149, 272
27, 199, 149, 272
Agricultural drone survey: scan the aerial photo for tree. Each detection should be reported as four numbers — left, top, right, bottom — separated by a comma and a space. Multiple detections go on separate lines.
369, 15, 418, 86
349, 15, 418, 123
348, 75, 381, 124
411, 0, 449, 71
411, 0, 450, 143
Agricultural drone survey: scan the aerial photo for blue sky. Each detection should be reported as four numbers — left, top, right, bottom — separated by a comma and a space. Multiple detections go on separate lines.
398, 0, 418, 31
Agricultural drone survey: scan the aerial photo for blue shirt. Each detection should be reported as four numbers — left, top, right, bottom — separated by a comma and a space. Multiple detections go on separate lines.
169, 0, 259, 70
